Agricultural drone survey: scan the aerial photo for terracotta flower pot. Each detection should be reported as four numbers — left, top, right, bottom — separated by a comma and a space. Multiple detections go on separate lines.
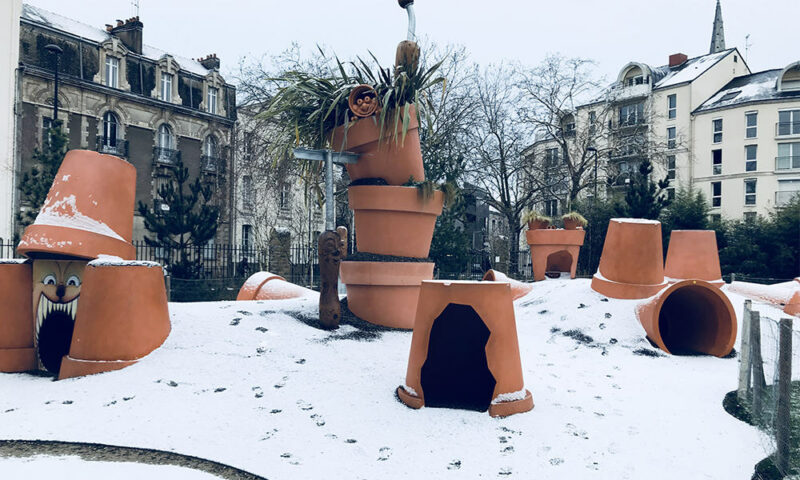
591, 219, 668, 299
635, 280, 736, 357
562, 218, 582, 230
527, 219, 550, 230
0, 261, 36, 372
237, 271, 317, 301
349, 185, 443, 258
664, 230, 724, 287
482, 269, 533, 301
785, 290, 800, 317
340, 260, 433, 329
58, 260, 171, 380
526, 229, 585, 282
331, 104, 424, 186
727, 280, 799, 307
348, 84, 379, 118
17, 150, 136, 260
396, 280, 533, 417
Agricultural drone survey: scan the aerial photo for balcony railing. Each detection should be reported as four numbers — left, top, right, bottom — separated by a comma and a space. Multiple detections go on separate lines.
95, 137, 128, 157
776, 190, 799, 206
775, 156, 800, 171
776, 122, 800, 136
153, 147, 181, 165
202, 155, 219, 174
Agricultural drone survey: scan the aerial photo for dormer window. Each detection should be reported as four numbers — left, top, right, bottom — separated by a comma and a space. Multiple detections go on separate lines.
161, 73, 173, 102
626, 75, 644, 87
778, 63, 800, 92
207, 87, 218, 115
105, 56, 119, 88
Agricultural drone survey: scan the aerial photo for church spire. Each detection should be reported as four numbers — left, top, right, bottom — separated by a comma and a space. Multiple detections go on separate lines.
709, 0, 726, 54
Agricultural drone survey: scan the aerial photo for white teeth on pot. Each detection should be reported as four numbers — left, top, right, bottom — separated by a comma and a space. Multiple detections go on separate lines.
35, 294, 79, 332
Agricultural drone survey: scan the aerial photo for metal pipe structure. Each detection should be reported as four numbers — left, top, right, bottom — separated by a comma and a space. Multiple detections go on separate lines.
44, 44, 63, 122
399, 0, 416, 41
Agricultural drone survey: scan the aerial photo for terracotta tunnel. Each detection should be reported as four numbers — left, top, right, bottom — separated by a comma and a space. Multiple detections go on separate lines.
481, 270, 533, 301
636, 280, 737, 357
237, 271, 316, 301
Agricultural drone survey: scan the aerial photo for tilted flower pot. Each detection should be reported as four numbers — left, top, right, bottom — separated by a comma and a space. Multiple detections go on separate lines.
237, 271, 316, 301
526, 228, 585, 282
396, 280, 534, 417
349, 185, 443, 258
482, 269, 533, 301
0, 261, 36, 372
590, 219, 668, 299
635, 279, 736, 357
331, 104, 424, 186
339, 260, 434, 329
664, 230, 724, 287
58, 260, 171, 380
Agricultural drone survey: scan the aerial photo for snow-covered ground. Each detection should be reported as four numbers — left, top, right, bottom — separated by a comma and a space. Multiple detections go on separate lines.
3, 455, 222, 479
0, 278, 783, 479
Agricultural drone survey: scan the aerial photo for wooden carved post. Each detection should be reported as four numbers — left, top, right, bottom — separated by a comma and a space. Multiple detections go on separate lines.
737, 300, 753, 402
750, 309, 766, 422
775, 317, 792, 474
319, 230, 343, 330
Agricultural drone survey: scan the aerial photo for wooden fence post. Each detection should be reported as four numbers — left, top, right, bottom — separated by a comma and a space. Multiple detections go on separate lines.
738, 300, 753, 402
751, 310, 766, 422
775, 317, 793, 474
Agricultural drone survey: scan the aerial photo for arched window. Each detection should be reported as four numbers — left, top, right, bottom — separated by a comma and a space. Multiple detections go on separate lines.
101, 112, 119, 152
156, 124, 176, 163
203, 136, 218, 172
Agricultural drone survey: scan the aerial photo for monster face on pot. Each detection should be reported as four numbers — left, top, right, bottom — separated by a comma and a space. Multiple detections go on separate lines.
32, 259, 86, 373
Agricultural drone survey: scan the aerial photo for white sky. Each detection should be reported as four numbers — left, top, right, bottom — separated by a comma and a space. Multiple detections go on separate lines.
24, 0, 800, 84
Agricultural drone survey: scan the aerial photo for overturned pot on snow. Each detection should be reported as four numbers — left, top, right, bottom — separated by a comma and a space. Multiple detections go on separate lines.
591, 218, 668, 299
785, 290, 800, 317
340, 260, 433, 329
237, 271, 317, 301
0, 261, 36, 372
526, 228, 585, 282
397, 280, 533, 417
58, 260, 171, 380
482, 269, 533, 301
635, 279, 737, 357
664, 230, 724, 287
331, 104, 424, 186
349, 185, 443, 258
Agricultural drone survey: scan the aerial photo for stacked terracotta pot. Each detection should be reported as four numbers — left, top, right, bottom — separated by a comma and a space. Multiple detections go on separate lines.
336, 102, 444, 329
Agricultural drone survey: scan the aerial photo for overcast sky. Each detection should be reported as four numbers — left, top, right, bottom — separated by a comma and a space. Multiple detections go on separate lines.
25, 0, 800, 84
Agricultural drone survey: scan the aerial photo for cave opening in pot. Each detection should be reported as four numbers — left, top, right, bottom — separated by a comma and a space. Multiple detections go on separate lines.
420, 303, 496, 412
545, 250, 573, 276
657, 285, 734, 356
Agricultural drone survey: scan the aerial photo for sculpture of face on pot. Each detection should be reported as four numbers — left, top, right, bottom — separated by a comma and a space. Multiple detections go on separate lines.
32, 259, 87, 373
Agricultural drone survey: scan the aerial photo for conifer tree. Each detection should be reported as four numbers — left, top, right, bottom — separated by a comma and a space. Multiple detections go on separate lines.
137, 157, 219, 278
616, 159, 671, 219
17, 120, 69, 229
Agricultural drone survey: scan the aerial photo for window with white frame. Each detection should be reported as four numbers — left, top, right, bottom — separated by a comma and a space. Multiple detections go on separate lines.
777, 142, 800, 170
778, 110, 800, 136
667, 127, 676, 149
41, 116, 53, 145
712, 149, 722, 175
745, 145, 757, 172
161, 73, 173, 102
619, 102, 644, 126
711, 181, 722, 207
712, 118, 723, 143
544, 147, 560, 168
544, 199, 559, 217
777, 179, 800, 206
105, 56, 119, 88
667, 155, 676, 180
745, 112, 757, 138
667, 94, 676, 119
207, 87, 218, 114
157, 124, 175, 162
102, 111, 119, 151
744, 179, 756, 205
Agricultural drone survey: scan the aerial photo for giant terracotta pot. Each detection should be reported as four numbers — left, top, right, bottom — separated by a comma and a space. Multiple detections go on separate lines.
664, 230, 724, 287
482, 269, 533, 301
727, 280, 800, 308
397, 280, 534, 417
349, 185, 443, 258
340, 260, 433, 329
237, 271, 316, 301
526, 229, 585, 282
17, 150, 136, 260
58, 260, 171, 380
0, 261, 36, 372
785, 290, 800, 317
635, 279, 737, 357
591, 219, 668, 299
331, 104, 424, 186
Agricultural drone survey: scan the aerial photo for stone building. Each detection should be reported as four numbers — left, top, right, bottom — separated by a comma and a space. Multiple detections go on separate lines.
14, 4, 236, 244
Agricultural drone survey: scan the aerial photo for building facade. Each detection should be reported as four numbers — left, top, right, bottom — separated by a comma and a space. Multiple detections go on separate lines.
1, 0, 22, 243
15, 4, 236, 244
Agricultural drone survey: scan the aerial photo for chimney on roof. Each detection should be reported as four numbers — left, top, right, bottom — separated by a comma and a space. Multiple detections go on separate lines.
200, 53, 221, 70
109, 16, 143, 54
669, 53, 688, 68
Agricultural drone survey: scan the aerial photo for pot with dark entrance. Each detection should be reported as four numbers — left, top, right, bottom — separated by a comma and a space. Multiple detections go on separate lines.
397, 280, 533, 417
526, 228, 585, 282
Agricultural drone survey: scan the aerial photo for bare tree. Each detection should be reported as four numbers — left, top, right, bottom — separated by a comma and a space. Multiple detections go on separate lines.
465, 63, 535, 274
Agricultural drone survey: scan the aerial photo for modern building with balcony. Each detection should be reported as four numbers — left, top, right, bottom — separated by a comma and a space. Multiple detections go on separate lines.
13, 4, 236, 243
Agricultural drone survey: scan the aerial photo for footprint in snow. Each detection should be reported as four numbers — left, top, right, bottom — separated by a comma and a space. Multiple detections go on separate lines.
297, 400, 313, 411
237, 310, 252, 316
229, 318, 241, 326
549, 458, 564, 466
501, 446, 514, 455
274, 377, 288, 388
4, 408, 16, 413
377, 447, 391, 461
253, 386, 263, 398
214, 387, 226, 393
255, 327, 268, 333
104, 400, 117, 407
447, 460, 462, 470
261, 428, 278, 440
345, 438, 357, 444
498, 467, 512, 476
295, 358, 306, 365
270, 409, 281, 414
311, 413, 325, 426
498, 436, 509, 444
577, 303, 587, 309
604, 313, 612, 319
62, 400, 73, 405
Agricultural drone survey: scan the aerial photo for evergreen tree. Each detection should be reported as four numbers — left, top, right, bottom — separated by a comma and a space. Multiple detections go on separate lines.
429, 205, 471, 277
660, 188, 709, 232
16, 120, 69, 229
616, 159, 671, 219
137, 158, 220, 279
